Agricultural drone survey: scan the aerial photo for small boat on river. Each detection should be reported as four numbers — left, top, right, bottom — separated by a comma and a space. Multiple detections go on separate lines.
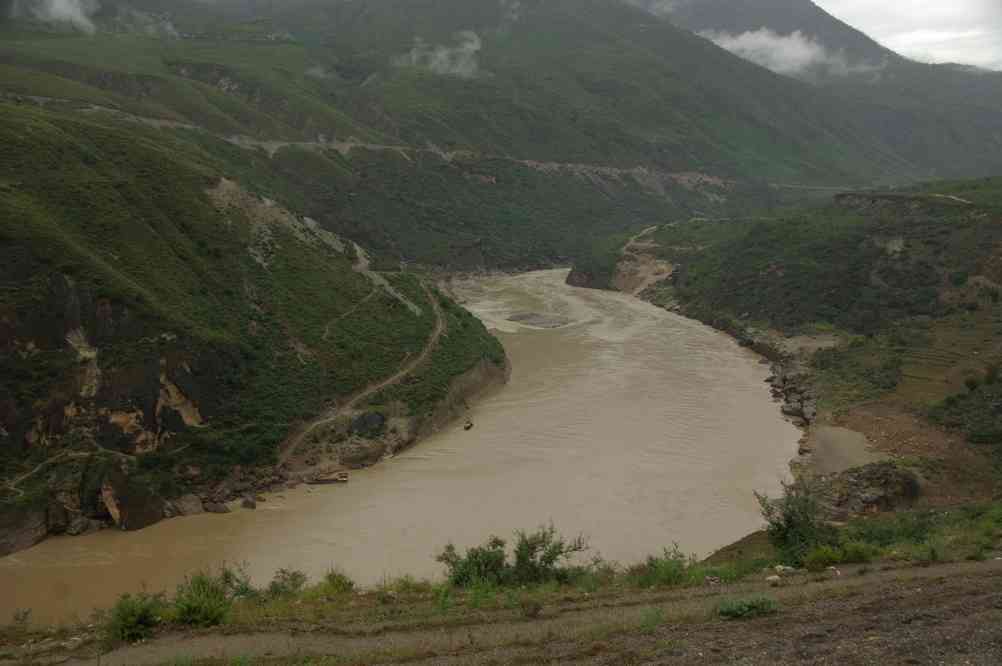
307, 471, 349, 485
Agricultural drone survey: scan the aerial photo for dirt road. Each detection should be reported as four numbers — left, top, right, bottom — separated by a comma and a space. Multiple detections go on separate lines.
278, 281, 446, 465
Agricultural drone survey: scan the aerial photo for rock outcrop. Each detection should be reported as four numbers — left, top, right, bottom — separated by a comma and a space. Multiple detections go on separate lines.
164, 494, 204, 517
817, 462, 921, 519
100, 466, 166, 531
0, 503, 48, 557
565, 268, 603, 289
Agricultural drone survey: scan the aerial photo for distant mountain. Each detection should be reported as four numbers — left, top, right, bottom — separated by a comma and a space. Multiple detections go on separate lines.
642, 0, 1002, 184
3, 0, 1002, 255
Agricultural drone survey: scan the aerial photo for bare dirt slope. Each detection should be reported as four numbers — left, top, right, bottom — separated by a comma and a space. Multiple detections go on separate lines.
612, 226, 675, 296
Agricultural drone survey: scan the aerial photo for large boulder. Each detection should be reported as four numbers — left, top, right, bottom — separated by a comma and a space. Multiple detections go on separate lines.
0, 502, 48, 557
101, 466, 165, 531
203, 501, 231, 514
818, 462, 921, 519
65, 515, 104, 536
164, 494, 204, 517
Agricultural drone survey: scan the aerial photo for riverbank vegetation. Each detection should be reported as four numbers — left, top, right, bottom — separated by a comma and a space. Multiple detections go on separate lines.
3, 495, 1002, 662
628, 181, 1002, 480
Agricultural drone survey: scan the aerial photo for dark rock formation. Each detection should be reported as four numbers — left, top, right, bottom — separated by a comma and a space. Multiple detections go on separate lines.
350, 412, 386, 438
0, 503, 48, 557
565, 268, 601, 289
101, 466, 165, 531
204, 502, 230, 514
818, 462, 921, 519
165, 494, 204, 517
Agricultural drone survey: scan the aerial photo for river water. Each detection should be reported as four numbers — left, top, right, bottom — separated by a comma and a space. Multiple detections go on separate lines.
0, 269, 798, 624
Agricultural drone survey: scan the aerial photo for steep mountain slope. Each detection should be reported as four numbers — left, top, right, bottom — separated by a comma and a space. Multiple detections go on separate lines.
5, 0, 1002, 271
660, 0, 1002, 177
0, 100, 506, 555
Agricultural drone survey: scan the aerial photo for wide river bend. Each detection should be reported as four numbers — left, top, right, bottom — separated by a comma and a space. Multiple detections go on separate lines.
0, 269, 798, 623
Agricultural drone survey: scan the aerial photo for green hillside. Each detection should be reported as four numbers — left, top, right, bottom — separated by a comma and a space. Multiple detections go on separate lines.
631, 179, 1002, 481
0, 100, 505, 552
6, 0, 1000, 272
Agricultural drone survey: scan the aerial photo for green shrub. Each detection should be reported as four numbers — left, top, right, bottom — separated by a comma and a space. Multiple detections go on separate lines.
510, 526, 588, 585
267, 568, 308, 598
434, 584, 453, 613
437, 526, 588, 588
217, 565, 258, 600
103, 592, 166, 643
467, 579, 500, 609
838, 540, 881, 564
627, 546, 690, 588
803, 545, 842, 572
437, 536, 508, 587
716, 596, 779, 620
173, 572, 231, 627
321, 568, 355, 595
757, 479, 837, 566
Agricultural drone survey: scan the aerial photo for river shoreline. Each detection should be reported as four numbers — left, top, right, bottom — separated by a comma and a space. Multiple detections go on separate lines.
0, 320, 511, 560
2, 268, 802, 625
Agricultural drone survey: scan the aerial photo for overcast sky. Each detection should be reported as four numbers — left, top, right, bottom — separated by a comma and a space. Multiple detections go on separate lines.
814, 0, 1002, 70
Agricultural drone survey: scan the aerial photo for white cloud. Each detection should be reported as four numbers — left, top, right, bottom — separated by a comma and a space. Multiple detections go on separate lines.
814, 0, 1002, 70
395, 31, 484, 79
624, 0, 691, 16
12, 0, 100, 34
699, 28, 879, 77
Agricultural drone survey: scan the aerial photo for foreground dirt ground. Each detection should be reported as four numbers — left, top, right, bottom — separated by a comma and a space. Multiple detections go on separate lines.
6, 559, 998, 665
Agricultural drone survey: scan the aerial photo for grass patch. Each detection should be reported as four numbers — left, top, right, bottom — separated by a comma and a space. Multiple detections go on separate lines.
716, 596, 779, 620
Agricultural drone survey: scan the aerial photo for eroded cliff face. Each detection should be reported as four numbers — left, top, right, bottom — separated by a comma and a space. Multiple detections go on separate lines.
0, 273, 229, 461
0, 271, 241, 555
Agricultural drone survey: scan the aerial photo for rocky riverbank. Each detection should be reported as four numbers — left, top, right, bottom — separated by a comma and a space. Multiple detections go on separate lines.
0, 353, 510, 558
566, 232, 928, 522
660, 308, 922, 517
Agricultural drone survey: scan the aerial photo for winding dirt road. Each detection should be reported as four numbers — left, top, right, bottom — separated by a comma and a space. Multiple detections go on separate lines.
278, 281, 446, 465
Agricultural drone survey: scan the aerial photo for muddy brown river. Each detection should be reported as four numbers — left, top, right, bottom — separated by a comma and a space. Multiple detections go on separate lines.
0, 269, 799, 624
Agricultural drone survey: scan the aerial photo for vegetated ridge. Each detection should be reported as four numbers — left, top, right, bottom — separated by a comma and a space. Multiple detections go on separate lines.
572, 177, 1002, 514
3, 0, 1002, 273
0, 99, 507, 557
